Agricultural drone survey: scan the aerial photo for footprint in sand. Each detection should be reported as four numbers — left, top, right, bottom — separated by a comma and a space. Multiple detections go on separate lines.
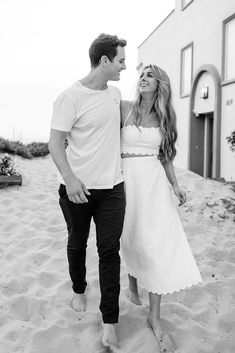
32, 193, 49, 201
5, 329, 21, 343
30, 325, 79, 353
3, 222, 19, 232
1, 279, 22, 296
47, 226, 64, 233
38, 272, 57, 288
32, 252, 50, 266
2, 198, 13, 206
9, 296, 30, 321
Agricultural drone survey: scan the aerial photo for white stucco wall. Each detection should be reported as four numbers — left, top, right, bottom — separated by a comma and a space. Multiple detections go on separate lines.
138, 0, 235, 179
221, 83, 235, 181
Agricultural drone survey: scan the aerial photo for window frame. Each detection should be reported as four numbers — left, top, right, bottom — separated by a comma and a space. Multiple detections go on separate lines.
181, 0, 193, 11
180, 42, 194, 98
222, 13, 235, 85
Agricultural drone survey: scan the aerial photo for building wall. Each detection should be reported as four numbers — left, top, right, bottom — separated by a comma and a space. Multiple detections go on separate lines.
221, 85, 235, 181
138, 0, 235, 180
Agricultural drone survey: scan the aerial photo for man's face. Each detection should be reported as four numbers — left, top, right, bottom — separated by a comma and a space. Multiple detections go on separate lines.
107, 46, 126, 81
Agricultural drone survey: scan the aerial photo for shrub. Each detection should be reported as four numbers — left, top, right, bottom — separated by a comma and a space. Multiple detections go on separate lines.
27, 142, 49, 157
0, 137, 49, 158
0, 137, 32, 158
0, 138, 17, 154
226, 130, 235, 152
14, 144, 33, 159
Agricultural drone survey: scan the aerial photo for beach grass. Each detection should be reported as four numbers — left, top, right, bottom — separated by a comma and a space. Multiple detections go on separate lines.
0, 137, 49, 159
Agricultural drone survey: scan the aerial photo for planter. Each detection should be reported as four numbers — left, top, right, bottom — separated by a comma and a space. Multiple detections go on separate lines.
0, 174, 22, 189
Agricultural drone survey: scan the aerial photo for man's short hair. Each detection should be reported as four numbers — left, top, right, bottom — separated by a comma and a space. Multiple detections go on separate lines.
89, 34, 127, 68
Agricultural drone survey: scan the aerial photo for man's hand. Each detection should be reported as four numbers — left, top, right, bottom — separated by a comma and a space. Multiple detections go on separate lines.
65, 176, 91, 204
49, 129, 91, 204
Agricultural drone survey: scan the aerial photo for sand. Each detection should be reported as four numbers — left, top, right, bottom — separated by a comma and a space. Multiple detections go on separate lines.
0, 154, 235, 353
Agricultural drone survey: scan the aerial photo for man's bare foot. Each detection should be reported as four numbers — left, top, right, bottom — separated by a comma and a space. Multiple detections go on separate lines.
147, 314, 175, 353
101, 323, 119, 352
71, 293, 86, 312
128, 290, 142, 305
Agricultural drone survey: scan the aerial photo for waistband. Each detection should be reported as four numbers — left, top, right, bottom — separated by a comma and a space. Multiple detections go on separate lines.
121, 146, 159, 156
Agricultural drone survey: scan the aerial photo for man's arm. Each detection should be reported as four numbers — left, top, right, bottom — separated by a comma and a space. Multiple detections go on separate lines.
49, 129, 90, 203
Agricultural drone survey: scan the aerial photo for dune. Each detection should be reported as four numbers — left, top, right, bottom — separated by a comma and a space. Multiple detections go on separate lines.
0, 154, 234, 353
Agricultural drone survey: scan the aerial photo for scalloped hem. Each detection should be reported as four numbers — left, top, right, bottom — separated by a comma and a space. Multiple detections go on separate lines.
127, 271, 202, 295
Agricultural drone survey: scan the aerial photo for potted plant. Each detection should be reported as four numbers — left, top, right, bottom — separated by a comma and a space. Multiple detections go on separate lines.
0, 154, 22, 188
226, 130, 235, 152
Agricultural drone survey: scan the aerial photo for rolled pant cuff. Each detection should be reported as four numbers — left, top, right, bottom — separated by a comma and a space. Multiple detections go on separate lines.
72, 286, 87, 294
102, 318, 119, 324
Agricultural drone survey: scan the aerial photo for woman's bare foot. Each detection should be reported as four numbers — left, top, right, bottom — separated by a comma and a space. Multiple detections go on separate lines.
101, 323, 119, 352
128, 290, 142, 305
71, 293, 86, 312
147, 314, 175, 353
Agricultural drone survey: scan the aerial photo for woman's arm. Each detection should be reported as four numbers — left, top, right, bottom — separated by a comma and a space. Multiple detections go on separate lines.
120, 100, 133, 127
161, 160, 186, 206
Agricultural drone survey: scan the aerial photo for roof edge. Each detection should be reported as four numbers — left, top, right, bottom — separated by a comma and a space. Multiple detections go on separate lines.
138, 9, 175, 49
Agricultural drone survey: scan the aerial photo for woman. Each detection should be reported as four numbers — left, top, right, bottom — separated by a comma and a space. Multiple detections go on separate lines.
120, 65, 202, 352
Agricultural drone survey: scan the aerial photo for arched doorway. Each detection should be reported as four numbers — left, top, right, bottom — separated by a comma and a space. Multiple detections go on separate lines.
188, 65, 221, 178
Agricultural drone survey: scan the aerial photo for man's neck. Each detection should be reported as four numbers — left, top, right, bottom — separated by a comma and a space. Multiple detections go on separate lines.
80, 69, 108, 90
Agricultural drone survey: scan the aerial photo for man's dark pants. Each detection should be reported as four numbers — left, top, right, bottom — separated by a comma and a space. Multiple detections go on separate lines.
58, 182, 125, 324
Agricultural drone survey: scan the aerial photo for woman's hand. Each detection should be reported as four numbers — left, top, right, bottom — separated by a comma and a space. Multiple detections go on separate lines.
173, 185, 186, 206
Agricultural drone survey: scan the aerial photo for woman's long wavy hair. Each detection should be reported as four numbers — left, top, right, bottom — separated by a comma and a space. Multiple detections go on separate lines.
132, 64, 178, 162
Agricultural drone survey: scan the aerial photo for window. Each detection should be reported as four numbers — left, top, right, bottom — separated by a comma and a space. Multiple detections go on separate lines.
182, 0, 193, 10
180, 43, 193, 96
223, 14, 235, 81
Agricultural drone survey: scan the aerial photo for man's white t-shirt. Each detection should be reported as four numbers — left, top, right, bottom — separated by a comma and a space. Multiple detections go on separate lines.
51, 81, 123, 189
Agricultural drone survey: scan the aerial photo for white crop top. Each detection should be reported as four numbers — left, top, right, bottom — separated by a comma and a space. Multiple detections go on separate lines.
121, 110, 161, 156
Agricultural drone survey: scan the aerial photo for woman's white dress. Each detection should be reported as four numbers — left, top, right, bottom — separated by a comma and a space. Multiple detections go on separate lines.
121, 124, 202, 294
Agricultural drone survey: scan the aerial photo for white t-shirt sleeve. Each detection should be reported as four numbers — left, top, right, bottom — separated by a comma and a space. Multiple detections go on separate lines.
116, 87, 122, 101
51, 94, 77, 132
108, 85, 122, 102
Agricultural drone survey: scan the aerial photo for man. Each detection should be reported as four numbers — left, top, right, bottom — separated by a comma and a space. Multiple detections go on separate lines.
49, 33, 126, 350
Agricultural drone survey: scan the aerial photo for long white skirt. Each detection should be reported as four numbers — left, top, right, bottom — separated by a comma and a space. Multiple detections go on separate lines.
121, 156, 202, 294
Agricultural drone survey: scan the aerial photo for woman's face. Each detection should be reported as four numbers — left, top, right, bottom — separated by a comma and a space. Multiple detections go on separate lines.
138, 67, 158, 94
